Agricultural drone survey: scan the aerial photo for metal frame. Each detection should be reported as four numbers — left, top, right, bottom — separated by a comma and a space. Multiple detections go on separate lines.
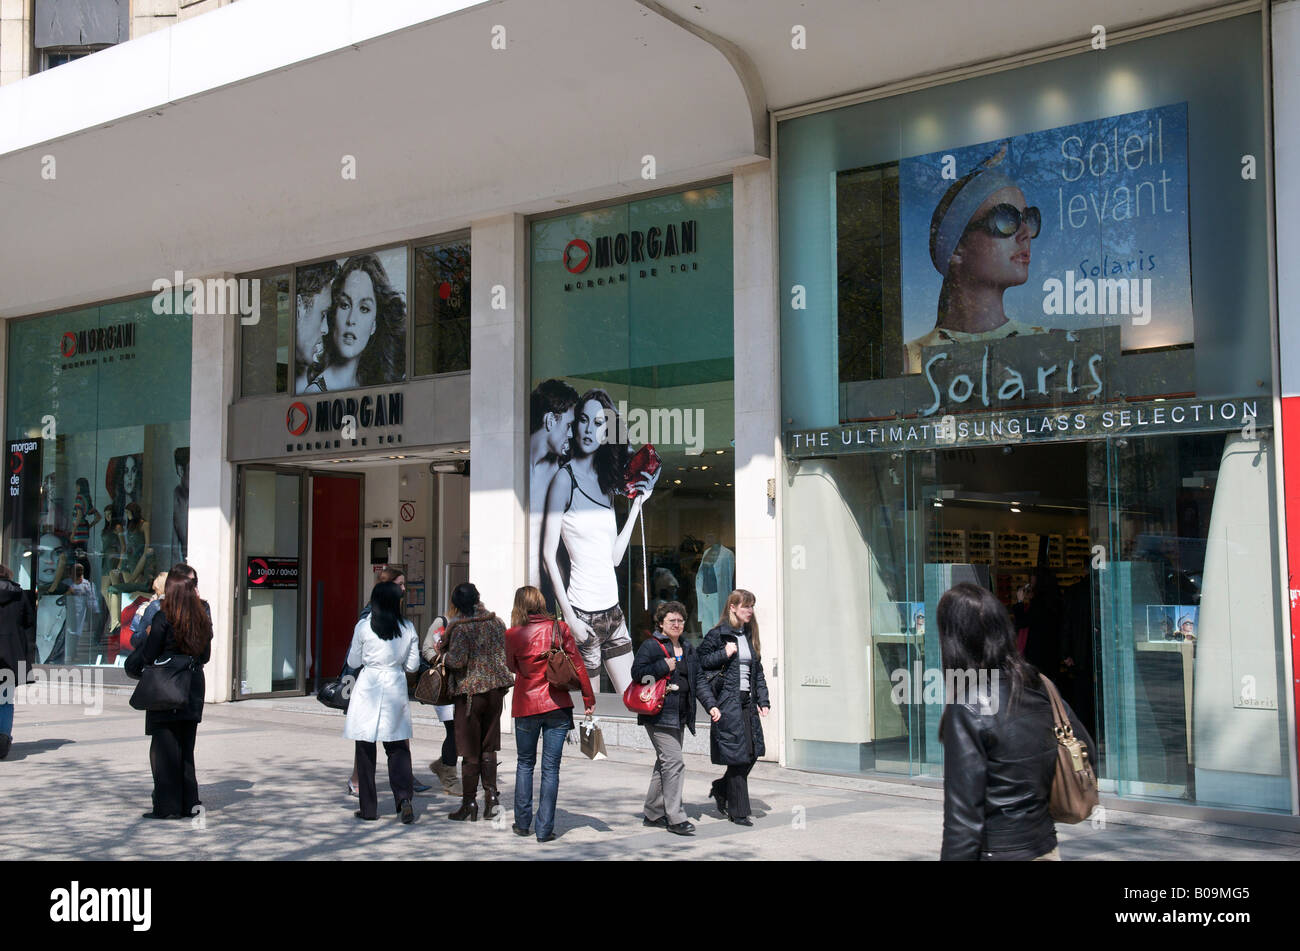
769, 1, 1298, 813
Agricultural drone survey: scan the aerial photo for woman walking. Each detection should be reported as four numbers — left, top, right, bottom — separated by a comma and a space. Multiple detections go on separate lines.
125, 564, 211, 819
696, 589, 769, 827
422, 606, 461, 796
504, 585, 594, 842
344, 581, 421, 824
938, 582, 1095, 860
0, 564, 36, 760
442, 582, 512, 821
632, 600, 698, 836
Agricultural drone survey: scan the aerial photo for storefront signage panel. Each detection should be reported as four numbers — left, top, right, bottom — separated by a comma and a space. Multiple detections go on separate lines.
247, 556, 299, 589
786, 396, 1270, 457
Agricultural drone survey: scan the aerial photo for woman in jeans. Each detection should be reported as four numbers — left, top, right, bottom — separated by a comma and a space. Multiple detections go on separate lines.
125, 564, 212, 819
631, 600, 698, 836
939, 582, 1096, 860
504, 585, 594, 842
696, 589, 769, 827
442, 582, 513, 821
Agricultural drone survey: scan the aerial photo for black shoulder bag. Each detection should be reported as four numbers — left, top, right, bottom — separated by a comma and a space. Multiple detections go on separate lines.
129, 653, 198, 712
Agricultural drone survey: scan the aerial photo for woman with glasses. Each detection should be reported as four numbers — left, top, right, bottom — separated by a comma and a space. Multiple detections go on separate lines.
631, 600, 699, 836
906, 161, 1046, 374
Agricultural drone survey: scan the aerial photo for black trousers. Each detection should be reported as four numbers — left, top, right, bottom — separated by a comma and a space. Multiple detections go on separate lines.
441, 723, 457, 766
149, 721, 199, 817
711, 691, 756, 818
354, 739, 414, 819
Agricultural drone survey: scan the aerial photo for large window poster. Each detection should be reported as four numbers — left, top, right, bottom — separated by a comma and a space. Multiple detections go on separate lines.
899, 103, 1192, 374
529, 186, 736, 694
5, 297, 191, 667
295, 246, 408, 394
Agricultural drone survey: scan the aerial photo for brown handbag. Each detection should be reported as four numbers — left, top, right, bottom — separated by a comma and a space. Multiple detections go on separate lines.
414, 653, 451, 706
542, 620, 584, 692
1040, 675, 1099, 823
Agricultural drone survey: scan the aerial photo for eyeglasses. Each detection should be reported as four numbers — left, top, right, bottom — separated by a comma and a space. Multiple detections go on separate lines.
968, 203, 1041, 239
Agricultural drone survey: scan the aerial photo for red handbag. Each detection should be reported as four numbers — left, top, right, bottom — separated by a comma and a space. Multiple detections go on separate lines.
622, 638, 674, 715
624, 444, 662, 498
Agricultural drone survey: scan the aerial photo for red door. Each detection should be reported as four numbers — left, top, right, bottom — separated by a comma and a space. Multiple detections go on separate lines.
310, 474, 362, 678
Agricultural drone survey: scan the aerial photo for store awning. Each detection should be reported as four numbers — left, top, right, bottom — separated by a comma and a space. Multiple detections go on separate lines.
0, 0, 766, 317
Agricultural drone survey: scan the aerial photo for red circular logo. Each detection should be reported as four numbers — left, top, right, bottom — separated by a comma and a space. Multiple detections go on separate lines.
248, 557, 269, 584
286, 402, 311, 437
438, 282, 452, 300
400, 502, 415, 522
563, 239, 592, 274
61, 332, 77, 358
10, 452, 22, 474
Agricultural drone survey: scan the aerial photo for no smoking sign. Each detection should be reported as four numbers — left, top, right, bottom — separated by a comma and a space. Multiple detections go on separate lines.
400, 502, 415, 522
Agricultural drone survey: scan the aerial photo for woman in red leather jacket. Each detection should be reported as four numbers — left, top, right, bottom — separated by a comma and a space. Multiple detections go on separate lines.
504, 585, 595, 842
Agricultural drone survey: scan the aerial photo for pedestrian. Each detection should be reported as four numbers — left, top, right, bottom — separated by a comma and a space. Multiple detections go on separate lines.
504, 585, 594, 842
129, 571, 169, 651
695, 588, 769, 827
937, 582, 1096, 861
421, 605, 461, 796
442, 582, 512, 821
347, 566, 429, 796
0, 564, 36, 760
63, 563, 96, 665
125, 564, 212, 819
632, 599, 698, 836
343, 580, 421, 824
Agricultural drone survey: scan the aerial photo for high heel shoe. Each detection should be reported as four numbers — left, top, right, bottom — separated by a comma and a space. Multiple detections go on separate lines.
448, 801, 478, 821
483, 789, 500, 821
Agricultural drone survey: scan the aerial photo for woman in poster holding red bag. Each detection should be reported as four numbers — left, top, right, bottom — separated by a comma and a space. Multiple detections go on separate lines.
504, 585, 594, 842
541, 388, 659, 697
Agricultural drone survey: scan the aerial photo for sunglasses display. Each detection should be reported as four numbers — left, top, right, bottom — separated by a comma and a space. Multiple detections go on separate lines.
968, 203, 1041, 239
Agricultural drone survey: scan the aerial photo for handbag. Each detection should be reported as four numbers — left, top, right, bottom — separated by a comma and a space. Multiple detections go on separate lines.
622, 638, 673, 715
129, 653, 197, 712
415, 652, 452, 705
316, 665, 357, 711
542, 620, 584, 692
1040, 676, 1099, 823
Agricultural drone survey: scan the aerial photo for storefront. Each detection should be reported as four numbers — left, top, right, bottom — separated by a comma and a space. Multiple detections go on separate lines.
777, 9, 1296, 814
227, 234, 473, 698
4, 293, 192, 669
528, 183, 737, 708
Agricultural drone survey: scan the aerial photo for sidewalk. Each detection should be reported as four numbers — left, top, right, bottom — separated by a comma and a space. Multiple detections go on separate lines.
1, 689, 1297, 861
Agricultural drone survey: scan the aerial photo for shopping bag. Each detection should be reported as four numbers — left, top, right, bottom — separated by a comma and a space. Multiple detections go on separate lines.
578, 716, 607, 761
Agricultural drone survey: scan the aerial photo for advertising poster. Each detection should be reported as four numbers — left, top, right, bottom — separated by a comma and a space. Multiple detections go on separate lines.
295, 246, 408, 394
898, 103, 1191, 375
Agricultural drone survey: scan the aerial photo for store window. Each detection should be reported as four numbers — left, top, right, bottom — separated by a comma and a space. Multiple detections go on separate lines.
529, 185, 735, 695
413, 237, 471, 376
779, 13, 1292, 813
5, 294, 192, 669
240, 273, 290, 397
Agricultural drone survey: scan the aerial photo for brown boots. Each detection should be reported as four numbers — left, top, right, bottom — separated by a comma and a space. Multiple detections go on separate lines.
481, 752, 500, 820
448, 761, 479, 821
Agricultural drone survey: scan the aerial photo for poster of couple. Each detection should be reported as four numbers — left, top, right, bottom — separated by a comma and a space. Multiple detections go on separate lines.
527, 379, 660, 696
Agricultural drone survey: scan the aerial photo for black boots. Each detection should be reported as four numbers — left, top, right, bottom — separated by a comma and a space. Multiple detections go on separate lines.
481, 752, 500, 820
449, 760, 479, 821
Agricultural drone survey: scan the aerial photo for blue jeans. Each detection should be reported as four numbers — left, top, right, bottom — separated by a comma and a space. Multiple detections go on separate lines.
0, 696, 14, 737
514, 708, 572, 839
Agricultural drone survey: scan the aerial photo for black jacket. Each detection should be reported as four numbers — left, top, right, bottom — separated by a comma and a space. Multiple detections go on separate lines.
125, 602, 211, 734
630, 633, 697, 735
0, 579, 35, 679
694, 624, 769, 766
941, 673, 1096, 861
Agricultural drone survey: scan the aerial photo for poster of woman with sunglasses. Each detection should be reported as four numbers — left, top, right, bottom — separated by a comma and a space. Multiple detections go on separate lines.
897, 103, 1191, 376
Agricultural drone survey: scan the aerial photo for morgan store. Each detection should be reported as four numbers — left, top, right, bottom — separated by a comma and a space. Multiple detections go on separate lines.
778, 10, 1295, 815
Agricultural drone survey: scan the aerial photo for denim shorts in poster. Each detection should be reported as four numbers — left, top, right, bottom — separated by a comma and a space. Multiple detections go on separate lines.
897, 103, 1191, 375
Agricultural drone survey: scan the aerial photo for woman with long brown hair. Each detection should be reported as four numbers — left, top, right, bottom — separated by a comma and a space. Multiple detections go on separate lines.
125, 563, 213, 819
695, 588, 769, 827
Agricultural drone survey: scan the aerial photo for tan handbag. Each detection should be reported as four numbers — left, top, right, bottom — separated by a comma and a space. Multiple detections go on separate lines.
1040, 676, 1099, 823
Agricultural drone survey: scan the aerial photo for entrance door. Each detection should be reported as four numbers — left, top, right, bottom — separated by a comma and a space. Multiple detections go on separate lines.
236, 467, 305, 697
309, 473, 362, 682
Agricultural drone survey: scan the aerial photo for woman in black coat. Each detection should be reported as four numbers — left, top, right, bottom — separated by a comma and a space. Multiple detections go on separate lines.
630, 600, 698, 836
0, 564, 36, 759
125, 564, 212, 820
695, 589, 769, 826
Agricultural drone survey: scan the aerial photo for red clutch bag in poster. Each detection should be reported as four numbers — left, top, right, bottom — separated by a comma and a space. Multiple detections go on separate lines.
624, 444, 661, 498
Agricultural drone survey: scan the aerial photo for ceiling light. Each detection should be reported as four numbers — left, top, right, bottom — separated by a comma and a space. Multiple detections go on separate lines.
1010, 506, 1021, 514
714, 450, 725, 455
673, 479, 682, 485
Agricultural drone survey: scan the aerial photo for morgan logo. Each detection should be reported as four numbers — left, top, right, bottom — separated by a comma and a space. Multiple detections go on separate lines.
61, 333, 78, 358
286, 402, 311, 437
563, 239, 592, 274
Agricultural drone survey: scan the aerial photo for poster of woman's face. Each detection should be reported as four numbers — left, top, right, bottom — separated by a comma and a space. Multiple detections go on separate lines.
295, 247, 407, 394
106, 453, 143, 516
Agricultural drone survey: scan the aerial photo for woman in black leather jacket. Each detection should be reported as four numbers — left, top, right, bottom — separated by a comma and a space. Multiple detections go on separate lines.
938, 582, 1095, 861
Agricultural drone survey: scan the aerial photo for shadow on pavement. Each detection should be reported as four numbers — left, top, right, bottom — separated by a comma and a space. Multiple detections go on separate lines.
4, 737, 75, 761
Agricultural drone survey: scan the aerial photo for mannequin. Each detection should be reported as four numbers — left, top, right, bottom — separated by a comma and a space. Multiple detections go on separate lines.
695, 532, 735, 634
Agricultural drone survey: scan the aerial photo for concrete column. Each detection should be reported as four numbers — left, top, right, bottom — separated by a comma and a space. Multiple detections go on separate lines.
732, 161, 782, 761
468, 215, 527, 623
188, 273, 238, 703
0, 0, 33, 87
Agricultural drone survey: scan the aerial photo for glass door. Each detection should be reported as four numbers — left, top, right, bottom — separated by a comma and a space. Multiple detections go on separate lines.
235, 466, 305, 698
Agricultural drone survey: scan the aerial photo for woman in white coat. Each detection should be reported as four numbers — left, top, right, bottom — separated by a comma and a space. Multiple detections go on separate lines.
344, 581, 421, 823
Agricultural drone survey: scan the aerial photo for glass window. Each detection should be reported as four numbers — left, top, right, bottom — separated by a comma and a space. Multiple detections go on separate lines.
413, 237, 471, 376
240, 273, 290, 397
5, 294, 192, 668
529, 185, 735, 694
